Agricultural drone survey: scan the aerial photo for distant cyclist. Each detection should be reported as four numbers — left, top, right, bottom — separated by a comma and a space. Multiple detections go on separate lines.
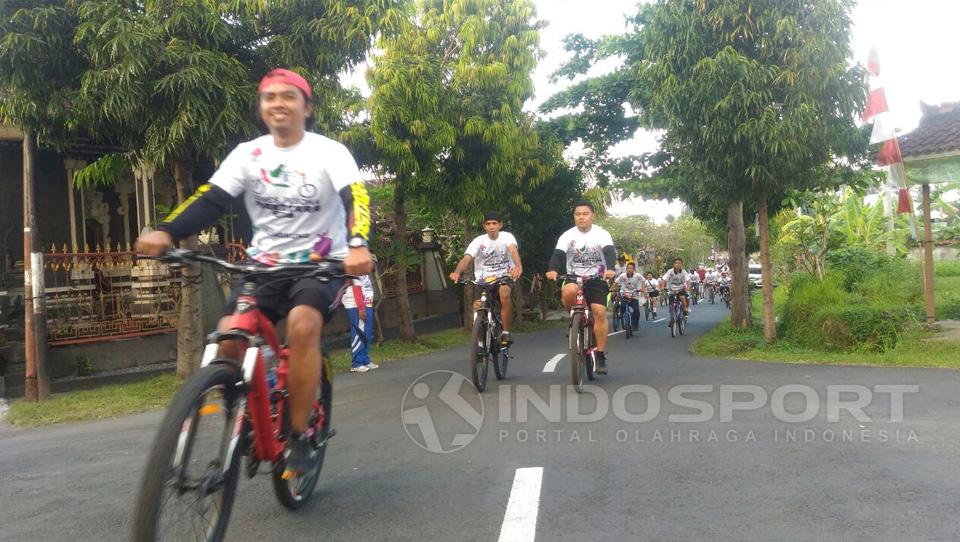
643, 271, 659, 318
661, 258, 691, 320
614, 255, 628, 279
614, 262, 643, 331
450, 211, 523, 346
546, 200, 616, 374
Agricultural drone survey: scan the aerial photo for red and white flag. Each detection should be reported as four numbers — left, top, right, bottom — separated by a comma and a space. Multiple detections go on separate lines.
863, 46, 912, 214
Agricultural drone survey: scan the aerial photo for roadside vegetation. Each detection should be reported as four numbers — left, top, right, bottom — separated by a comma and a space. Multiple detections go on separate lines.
694, 255, 960, 368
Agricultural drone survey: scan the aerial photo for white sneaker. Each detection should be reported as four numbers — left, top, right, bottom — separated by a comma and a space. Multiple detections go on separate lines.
350, 365, 370, 373
366, 363, 380, 370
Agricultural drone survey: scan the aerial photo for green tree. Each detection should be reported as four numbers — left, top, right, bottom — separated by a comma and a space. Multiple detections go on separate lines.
2, 0, 403, 378
544, 0, 868, 337
368, 0, 544, 338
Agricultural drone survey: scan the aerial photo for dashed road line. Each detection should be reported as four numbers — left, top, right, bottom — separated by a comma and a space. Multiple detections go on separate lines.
498, 467, 544, 542
542, 353, 565, 373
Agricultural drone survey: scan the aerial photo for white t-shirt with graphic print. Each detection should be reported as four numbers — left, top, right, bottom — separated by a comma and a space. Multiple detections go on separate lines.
554, 225, 615, 277
615, 273, 644, 298
209, 132, 363, 264
465, 232, 517, 280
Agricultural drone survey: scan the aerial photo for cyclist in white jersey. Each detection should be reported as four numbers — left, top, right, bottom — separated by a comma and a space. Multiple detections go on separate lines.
546, 200, 617, 374
614, 262, 644, 331
661, 258, 691, 319
137, 69, 373, 477
450, 211, 523, 346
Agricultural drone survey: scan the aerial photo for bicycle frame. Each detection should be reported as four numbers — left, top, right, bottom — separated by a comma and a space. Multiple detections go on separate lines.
198, 284, 325, 467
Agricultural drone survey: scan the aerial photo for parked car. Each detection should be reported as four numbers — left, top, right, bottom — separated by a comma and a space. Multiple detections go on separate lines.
748, 264, 763, 287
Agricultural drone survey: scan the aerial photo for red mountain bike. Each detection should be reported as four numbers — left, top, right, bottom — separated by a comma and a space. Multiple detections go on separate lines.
132, 249, 349, 542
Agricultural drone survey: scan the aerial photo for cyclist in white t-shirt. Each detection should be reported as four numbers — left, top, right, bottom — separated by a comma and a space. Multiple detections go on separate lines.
546, 200, 617, 374
662, 258, 692, 320
450, 211, 523, 346
137, 69, 373, 477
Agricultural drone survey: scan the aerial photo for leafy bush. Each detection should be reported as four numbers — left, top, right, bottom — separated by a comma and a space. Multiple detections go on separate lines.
814, 306, 914, 352
854, 257, 922, 306
825, 246, 890, 291
781, 273, 846, 343
934, 260, 960, 277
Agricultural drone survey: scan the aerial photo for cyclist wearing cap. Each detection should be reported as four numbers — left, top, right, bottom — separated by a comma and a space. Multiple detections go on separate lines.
449, 211, 523, 346
136, 68, 373, 479
546, 199, 617, 375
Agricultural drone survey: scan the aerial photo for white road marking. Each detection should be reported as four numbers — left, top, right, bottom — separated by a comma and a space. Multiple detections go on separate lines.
542, 353, 565, 373
498, 467, 544, 542
652, 318, 665, 323
608, 330, 624, 336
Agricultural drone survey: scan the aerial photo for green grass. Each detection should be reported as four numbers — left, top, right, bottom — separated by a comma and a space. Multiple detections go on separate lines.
3, 374, 182, 428
4, 318, 566, 428
694, 320, 960, 369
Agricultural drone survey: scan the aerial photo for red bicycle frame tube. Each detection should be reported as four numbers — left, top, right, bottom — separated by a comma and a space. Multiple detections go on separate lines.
226, 294, 285, 463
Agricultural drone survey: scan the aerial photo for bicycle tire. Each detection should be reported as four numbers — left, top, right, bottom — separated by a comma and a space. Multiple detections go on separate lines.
569, 312, 585, 392
679, 314, 686, 335
469, 315, 489, 392
585, 325, 597, 381
493, 334, 508, 381
132, 364, 245, 542
623, 310, 632, 339
271, 358, 334, 509
612, 303, 621, 332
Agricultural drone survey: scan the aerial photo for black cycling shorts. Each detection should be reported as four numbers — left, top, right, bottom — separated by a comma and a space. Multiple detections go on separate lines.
564, 278, 608, 307
224, 270, 345, 324
647, 290, 659, 298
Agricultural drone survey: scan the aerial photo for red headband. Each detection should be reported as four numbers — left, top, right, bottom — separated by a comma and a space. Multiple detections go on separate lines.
259, 69, 312, 99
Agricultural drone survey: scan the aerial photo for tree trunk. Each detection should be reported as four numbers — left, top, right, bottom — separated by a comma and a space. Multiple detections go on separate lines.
462, 218, 475, 330
392, 182, 417, 341
727, 201, 751, 328
758, 193, 776, 341
173, 159, 203, 379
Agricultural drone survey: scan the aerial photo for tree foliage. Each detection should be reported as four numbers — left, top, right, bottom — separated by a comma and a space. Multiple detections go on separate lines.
369, 0, 546, 220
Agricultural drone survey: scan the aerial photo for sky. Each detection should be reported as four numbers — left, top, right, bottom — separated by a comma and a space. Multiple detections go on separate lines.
343, 0, 960, 223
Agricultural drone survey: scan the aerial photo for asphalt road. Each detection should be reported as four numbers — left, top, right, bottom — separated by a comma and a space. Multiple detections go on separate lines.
2, 302, 960, 541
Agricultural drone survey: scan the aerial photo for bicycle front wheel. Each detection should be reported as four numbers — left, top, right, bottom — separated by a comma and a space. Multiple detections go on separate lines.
132, 364, 246, 542
569, 313, 585, 392
470, 315, 490, 392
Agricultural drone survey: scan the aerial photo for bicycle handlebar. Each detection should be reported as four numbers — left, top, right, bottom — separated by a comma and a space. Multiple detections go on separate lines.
142, 248, 351, 279
456, 277, 513, 287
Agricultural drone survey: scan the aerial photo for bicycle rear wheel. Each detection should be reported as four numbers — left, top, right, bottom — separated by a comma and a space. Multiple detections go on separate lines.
469, 315, 490, 392
132, 364, 245, 542
272, 357, 334, 509
569, 313, 585, 392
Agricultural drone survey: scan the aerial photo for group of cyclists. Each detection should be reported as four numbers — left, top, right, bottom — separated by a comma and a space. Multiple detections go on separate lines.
135, 68, 733, 478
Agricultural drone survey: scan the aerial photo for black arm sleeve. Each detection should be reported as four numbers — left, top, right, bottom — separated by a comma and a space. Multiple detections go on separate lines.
602, 246, 617, 270
339, 182, 371, 242
156, 184, 233, 241
548, 249, 566, 274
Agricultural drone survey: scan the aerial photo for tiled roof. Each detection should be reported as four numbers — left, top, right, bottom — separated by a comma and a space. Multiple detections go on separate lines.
900, 101, 960, 159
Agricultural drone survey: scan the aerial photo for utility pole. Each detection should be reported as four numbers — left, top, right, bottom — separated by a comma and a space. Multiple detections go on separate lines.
921, 182, 937, 326
22, 131, 50, 400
